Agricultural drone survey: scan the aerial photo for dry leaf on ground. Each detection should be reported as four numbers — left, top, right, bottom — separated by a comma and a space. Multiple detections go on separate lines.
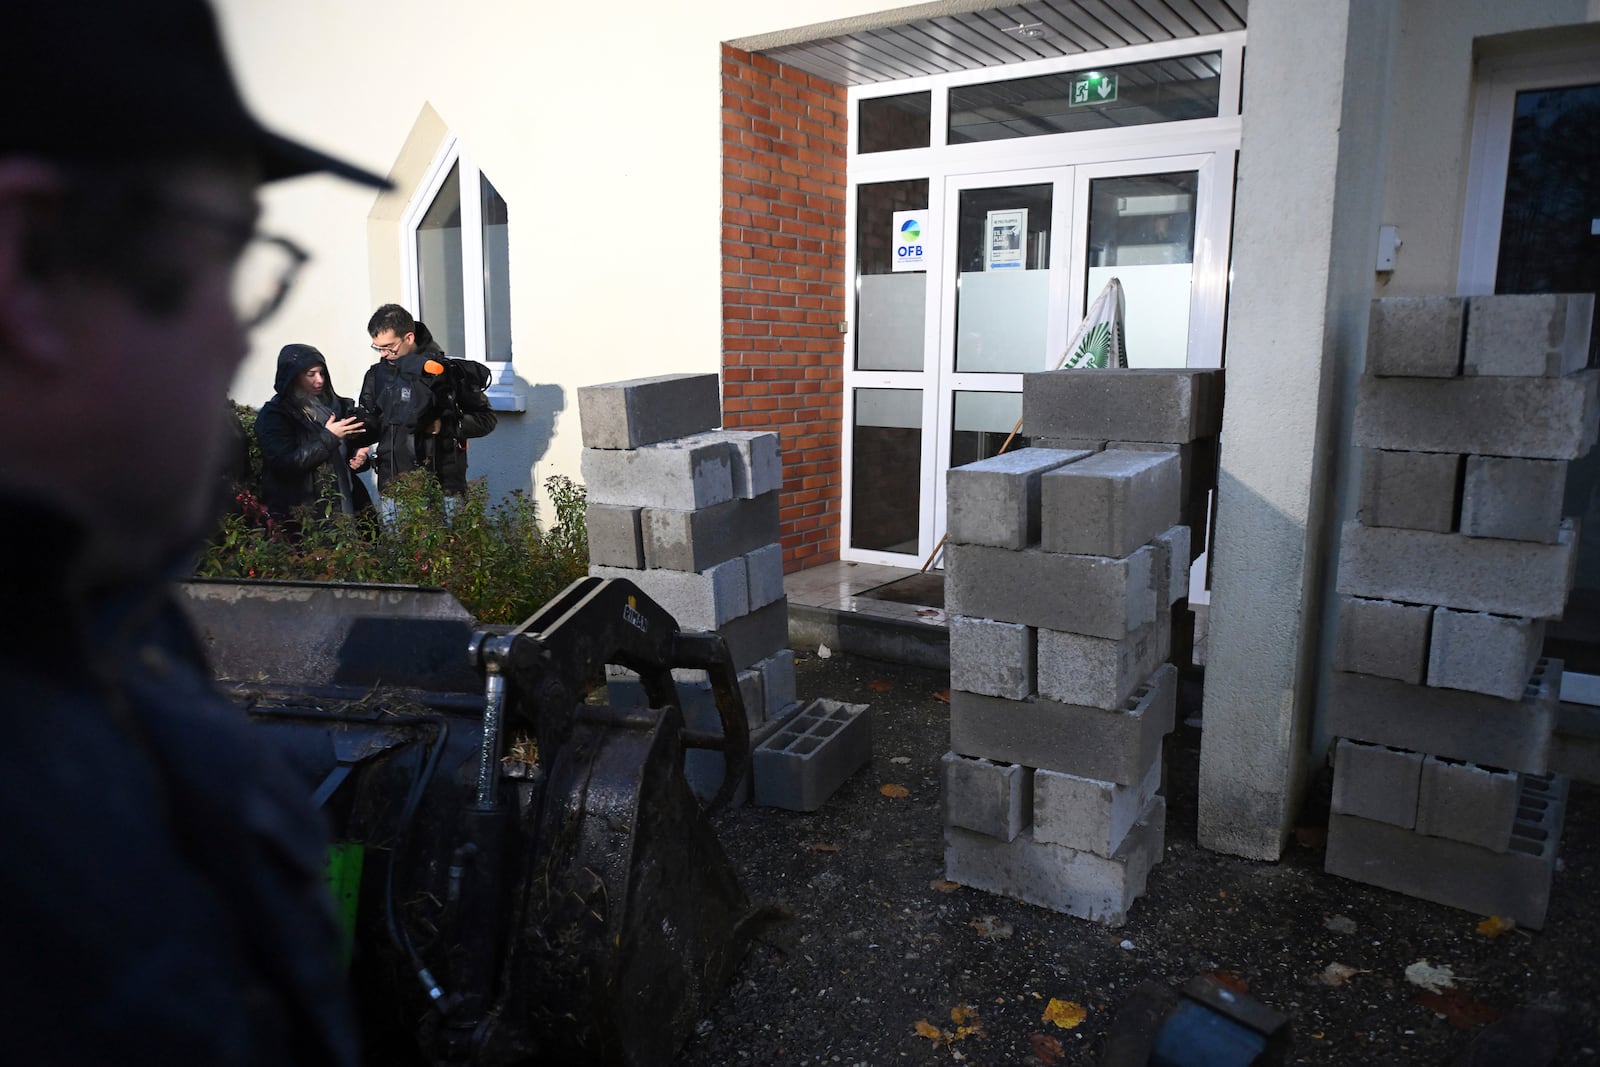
1404, 959, 1458, 994
809, 842, 841, 853
933, 689, 951, 703
1042, 998, 1086, 1030
1415, 988, 1501, 1029
914, 1019, 944, 1041
867, 678, 894, 692
890, 755, 911, 764
1209, 971, 1250, 995
1476, 915, 1517, 939
971, 915, 1014, 939
1323, 914, 1358, 935
930, 878, 961, 893
880, 783, 910, 798
1029, 1034, 1064, 1064
1320, 962, 1365, 987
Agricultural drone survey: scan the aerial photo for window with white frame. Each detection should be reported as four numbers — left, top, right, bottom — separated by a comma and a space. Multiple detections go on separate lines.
403, 136, 523, 408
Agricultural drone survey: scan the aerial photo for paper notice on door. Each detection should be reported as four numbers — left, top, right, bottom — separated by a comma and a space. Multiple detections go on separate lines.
985, 208, 1026, 270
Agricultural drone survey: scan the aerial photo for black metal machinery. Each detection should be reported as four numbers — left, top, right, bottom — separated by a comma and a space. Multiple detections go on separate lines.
232, 576, 756, 1065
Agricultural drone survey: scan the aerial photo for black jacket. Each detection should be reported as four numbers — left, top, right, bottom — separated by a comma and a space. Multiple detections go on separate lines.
359, 332, 496, 495
0, 497, 360, 1066
255, 344, 372, 519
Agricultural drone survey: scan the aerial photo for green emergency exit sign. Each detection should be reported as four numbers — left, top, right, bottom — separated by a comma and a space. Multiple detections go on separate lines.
1071, 72, 1118, 106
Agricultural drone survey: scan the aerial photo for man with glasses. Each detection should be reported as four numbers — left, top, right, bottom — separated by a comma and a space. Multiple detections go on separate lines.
0, 2, 385, 1063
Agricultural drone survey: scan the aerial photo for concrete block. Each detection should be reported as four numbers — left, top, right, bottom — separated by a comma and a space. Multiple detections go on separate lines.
667, 430, 782, 499
753, 699, 871, 811
951, 664, 1177, 786
1023, 368, 1223, 444
1110, 441, 1197, 530
589, 556, 747, 631
642, 492, 779, 572
757, 648, 797, 721
604, 664, 766, 731
1333, 596, 1432, 684
1033, 754, 1161, 856
1352, 370, 1600, 460
945, 447, 1091, 549
716, 596, 790, 669
744, 543, 785, 612
1465, 293, 1594, 378
1330, 739, 1421, 828
581, 440, 735, 510
941, 752, 1034, 842
1365, 296, 1465, 378
1552, 702, 1600, 784
1326, 659, 1561, 774
1325, 774, 1568, 930
948, 615, 1035, 700
944, 796, 1165, 925
1428, 608, 1545, 700
945, 542, 1156, 639
1151, 525, 1192, 607
577, 372, 721, 449
1031, 437, 1108, 452
1358, 449, 1461, 532
1415, 756, 1520, 852
1336, 520, 1578, 620
1041, 449, 1182, 558
1037, 618, 1168, 709
585, 503, 644, 569
1460, 456, 1567, 544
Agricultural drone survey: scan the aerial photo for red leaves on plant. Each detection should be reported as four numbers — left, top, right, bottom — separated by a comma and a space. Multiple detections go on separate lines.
1415, 989, 1502, 1030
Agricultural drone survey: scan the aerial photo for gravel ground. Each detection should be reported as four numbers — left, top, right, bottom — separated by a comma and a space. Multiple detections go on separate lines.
674, 650, 1600, 1067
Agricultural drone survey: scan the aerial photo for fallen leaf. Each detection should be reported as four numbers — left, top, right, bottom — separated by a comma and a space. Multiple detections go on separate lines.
1415, 988, 1501, 1030
971, 915, 1014, 939
930, 878, 961, 893
1042, 998, 1086, 1030
867, 678, 894, 692
1217, 890, 1228, 899
1324, 914, 1358, 935
1404, 959, 1457, 994
916, 607, 942, 618
1320, 962, 1365, 987
914, 1019, 944, 1041
1029, 1033, 1064, 1064
950, 1004, 975, 1026
933, 688, 951, 703
880, 783, 910, 798
1476, 915, 1516, 939
809, 842, 841, 853
1208, 971, 1250, 995
890, 755, 911, 764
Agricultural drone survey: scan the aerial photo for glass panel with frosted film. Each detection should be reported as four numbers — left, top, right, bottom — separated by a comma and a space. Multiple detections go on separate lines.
856, 179, 929, 371
417, 162, 466, 357
1084, 171, 1198, 368
859, 91, 931, 153
954, 184, 1052, 373
851, 388, 922, 553
481, 173, 512, 362
951, 391, 1028, 469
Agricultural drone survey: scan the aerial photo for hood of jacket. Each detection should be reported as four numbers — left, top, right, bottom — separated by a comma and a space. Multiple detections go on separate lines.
274, 343, 337, 400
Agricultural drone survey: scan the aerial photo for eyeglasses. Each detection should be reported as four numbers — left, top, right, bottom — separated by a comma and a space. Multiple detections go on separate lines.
231, 232, 309, 330
371, 339, 402, 356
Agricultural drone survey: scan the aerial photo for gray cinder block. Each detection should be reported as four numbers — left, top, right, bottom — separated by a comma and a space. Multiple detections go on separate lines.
1031, 437, 1108, 452
642, 492, 780, 572
1036, 618, 1169, 710
1552, 702, 1600, 784
945, 542, 1156, 640
1022, 368, 1224, 444
581, 440, 736, 510
945, 447, 1090, 550
951, 664, 1177, 786
1428, 608, 1546, 700
1330, 739, 1422, 828
585, 503, 645, 569
1151, 525, 1192, 607
1033, 754, 1161, 856
589, 556, 748, 631
1365, 296, 1466, 378
1465, 293, 1594, 378
941, 753, 1034, 842
757, 648, 797, 721
1460, 456, 1567, 544
1325, 774, 1568, 930
744, 543, 786, 612
716, 596, 790, 670
1358, 449, 1461, 533
1326, 659, 1561, 774
666, 430, 782, 499
948, 615, 1035, 700
1041, 450, 1182, 558
753, 699, 871, 811
1333, 596, 1433, 684
944, 796, 1166, 926
1336, 520, 1578, 620
1352, 371, 1600, 460
1415, 756, 1520, 852
577, 372, 722, 449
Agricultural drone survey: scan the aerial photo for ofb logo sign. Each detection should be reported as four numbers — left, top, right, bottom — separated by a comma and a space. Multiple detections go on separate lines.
892, 210, 926, 272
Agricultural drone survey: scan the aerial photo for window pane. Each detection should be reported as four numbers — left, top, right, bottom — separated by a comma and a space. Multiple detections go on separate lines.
859, 91, 931, 153
855, 179, 929, 371
851, 388, 922, 553
1085, 171, 1197, 368
417, 162, 466, 357
949, 52, 1222, 144
954, 184, 1052, 373
481, 173, 512, 362
951, 391, 1026, 469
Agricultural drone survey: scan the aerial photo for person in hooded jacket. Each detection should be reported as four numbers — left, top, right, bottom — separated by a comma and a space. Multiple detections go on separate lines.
255, 343, 373, 525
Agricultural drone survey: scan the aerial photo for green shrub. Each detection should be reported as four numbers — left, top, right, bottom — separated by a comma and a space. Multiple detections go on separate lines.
199, 469, 590, 626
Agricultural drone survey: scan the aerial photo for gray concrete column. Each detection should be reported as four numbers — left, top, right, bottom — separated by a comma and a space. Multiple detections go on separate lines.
1198, 0, 1398, 859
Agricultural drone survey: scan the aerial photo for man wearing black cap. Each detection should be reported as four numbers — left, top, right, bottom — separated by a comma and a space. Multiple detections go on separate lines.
0, 3, 386, 1064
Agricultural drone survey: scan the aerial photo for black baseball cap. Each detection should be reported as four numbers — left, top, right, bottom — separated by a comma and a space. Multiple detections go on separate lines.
4, 0, 389, 189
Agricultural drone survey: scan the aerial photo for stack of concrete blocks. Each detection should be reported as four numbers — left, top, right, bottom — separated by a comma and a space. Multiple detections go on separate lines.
941, 368, 1224, 925
1326, 293, 1599, 929
577, 373, 800, 803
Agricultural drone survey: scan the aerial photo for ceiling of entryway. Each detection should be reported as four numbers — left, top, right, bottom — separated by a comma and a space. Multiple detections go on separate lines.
752, 0, 1247, 86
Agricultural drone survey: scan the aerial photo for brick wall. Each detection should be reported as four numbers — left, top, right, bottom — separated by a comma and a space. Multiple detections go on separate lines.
721, 45, 846, 573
